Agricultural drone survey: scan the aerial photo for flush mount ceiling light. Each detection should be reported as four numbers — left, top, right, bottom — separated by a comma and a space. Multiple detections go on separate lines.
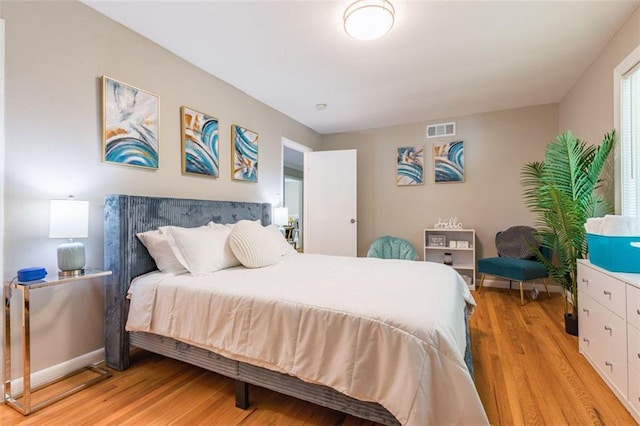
344, 0, 395, 41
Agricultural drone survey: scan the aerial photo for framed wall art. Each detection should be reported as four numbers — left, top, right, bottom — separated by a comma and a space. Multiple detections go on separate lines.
231, 124, 258, 182
396, 145, 424, 186
102, 76, 159, 169
181, 106, 219, 178
433, 140, 464, 183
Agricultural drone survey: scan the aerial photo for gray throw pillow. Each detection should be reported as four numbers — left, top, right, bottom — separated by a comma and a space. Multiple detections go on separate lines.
495, 226, 540, 259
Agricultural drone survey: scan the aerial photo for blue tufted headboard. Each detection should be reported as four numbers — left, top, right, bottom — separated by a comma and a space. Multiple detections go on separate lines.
103, 194, 271, 370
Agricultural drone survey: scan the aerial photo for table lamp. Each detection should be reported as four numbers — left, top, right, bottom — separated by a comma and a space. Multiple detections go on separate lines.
49, 196, 89, 276
273, 207, 289, 228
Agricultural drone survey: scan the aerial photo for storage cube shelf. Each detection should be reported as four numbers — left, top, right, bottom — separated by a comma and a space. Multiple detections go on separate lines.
424, 228, 476, 290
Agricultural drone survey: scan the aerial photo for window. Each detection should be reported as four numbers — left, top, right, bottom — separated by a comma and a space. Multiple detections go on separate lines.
616, 44, 640, 216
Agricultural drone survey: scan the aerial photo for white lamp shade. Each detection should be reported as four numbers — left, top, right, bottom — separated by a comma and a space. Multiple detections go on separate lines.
344, 0, 395, 41
49, 199, 89, 239
273, 207, 289, 226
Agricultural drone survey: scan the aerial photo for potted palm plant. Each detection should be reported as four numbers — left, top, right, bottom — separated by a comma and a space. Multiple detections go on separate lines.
521, 130, 615, 335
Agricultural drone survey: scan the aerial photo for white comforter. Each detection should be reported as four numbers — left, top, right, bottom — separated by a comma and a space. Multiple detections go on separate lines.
126, 253, 488, 425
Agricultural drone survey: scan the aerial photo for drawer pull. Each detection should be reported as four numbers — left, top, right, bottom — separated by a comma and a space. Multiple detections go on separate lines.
582, 278, 588, 284
605, 361, 613, 367
582, 338, 589, 343
603, 290, 611, 297
637, 309, 640, 315
604, 325, 612, 333
582, 308, 589, 314
637, 353, 640, 359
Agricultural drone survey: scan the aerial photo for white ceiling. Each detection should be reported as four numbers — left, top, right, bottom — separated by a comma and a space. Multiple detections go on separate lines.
82, 1, 639, 135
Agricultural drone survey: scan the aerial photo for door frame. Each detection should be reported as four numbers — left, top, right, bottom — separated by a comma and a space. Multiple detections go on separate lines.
281, 137, 312, 205
281, 138, 312, 248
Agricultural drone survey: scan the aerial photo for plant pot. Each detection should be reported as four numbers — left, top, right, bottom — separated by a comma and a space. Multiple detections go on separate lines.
565, 313, 579, 336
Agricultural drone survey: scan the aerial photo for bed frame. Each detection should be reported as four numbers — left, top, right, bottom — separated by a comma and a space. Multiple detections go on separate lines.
103, 194, 400, 425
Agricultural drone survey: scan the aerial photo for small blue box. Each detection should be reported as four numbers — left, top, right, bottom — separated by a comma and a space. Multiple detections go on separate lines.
17, 267, 47, 282
587, 233, 640, 273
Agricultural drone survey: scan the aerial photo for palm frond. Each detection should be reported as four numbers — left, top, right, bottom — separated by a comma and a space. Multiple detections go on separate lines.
521, 130, 616, 315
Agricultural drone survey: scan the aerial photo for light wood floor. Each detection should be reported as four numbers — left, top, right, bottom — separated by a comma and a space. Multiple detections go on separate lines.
1, 287, 636, 425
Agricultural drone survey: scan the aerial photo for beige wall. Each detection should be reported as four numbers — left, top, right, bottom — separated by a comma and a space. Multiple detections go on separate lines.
559, 6, 640, 145
321, 104, 559, 259
1, 1, 320, 376
559, 6, 640, 211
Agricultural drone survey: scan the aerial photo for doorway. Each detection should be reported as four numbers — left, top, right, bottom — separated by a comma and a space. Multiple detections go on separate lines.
282, 138, 311, 250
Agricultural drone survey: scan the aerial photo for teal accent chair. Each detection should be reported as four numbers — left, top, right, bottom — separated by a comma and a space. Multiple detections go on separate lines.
367, 236, 418, 261
477, 228, 552, 305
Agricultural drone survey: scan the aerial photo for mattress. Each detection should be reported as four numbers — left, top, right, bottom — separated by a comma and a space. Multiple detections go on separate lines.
126, 253, 488, 425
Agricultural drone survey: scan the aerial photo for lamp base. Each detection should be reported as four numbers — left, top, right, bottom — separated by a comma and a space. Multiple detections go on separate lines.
57, 241, 86, 275
58, 268, 85, 278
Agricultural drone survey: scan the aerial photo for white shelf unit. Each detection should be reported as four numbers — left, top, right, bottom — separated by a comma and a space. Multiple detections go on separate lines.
424, 228, 476, 290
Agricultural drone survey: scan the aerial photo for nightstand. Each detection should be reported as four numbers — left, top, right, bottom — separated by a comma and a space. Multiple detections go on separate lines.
3, 268, 113, 415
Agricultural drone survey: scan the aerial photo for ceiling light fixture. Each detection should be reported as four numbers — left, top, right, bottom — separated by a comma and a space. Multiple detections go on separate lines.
344, 0, 395, 41
315, 103, 327, 110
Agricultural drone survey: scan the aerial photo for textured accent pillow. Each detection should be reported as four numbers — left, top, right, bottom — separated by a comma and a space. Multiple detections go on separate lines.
496, 226, 540, 259
161, 224, 240, 275
136, 230, 187, 274
229, 221, 289, 268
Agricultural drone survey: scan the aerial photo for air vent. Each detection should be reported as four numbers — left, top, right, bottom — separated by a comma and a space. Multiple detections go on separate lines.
426, 122, 456, 139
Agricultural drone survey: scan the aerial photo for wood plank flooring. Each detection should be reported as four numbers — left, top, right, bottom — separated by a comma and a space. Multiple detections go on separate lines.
1, 287, 636, 425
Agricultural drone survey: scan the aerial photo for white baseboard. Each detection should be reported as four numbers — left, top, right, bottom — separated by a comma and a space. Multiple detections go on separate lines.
474, 277, 563, 293
7, 348, 105, 394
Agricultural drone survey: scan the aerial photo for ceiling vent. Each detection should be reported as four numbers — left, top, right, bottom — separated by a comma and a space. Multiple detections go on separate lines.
426, 122, 455, 139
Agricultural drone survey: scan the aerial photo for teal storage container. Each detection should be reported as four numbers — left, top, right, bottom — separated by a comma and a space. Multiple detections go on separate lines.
587, 233, 640, 273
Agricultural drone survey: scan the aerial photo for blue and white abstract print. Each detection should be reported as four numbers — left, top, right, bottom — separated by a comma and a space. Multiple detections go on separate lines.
182, 107, 219, 177
232, 125, 258, 182
397, 145, 424, 186
433, 141, 464, 183
103, 76, 159, 169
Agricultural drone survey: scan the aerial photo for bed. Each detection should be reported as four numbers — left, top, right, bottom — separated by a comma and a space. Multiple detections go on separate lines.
104, 194, 488, 425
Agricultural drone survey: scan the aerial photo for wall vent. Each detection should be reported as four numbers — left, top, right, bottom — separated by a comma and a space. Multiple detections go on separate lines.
426, 122, 455, 139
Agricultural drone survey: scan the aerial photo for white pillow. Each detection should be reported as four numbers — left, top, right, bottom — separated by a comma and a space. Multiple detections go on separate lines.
161, 224, 240, 275
223, 219, 262, 230
208, 221, 229, 229
265, 224, 297, 256
136, 230, 187, 274
229, 221, 288, 268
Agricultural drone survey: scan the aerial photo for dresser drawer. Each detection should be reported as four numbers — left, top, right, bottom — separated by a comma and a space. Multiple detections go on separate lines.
629, 365, 640, 418
628, 283, 640, 330
579, 325, 628, 398
580, 293, 627, 356
578, 263, 626, 318
629, 323, 640, 371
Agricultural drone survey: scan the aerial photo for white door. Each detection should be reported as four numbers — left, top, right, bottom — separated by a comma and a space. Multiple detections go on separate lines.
303, 149, 357, 256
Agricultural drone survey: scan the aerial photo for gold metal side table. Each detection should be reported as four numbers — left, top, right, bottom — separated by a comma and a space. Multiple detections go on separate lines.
3, 268, 113, 415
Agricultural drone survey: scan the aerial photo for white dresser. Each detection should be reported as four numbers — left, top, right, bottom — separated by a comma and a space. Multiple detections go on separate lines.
578, 259, 640, 423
